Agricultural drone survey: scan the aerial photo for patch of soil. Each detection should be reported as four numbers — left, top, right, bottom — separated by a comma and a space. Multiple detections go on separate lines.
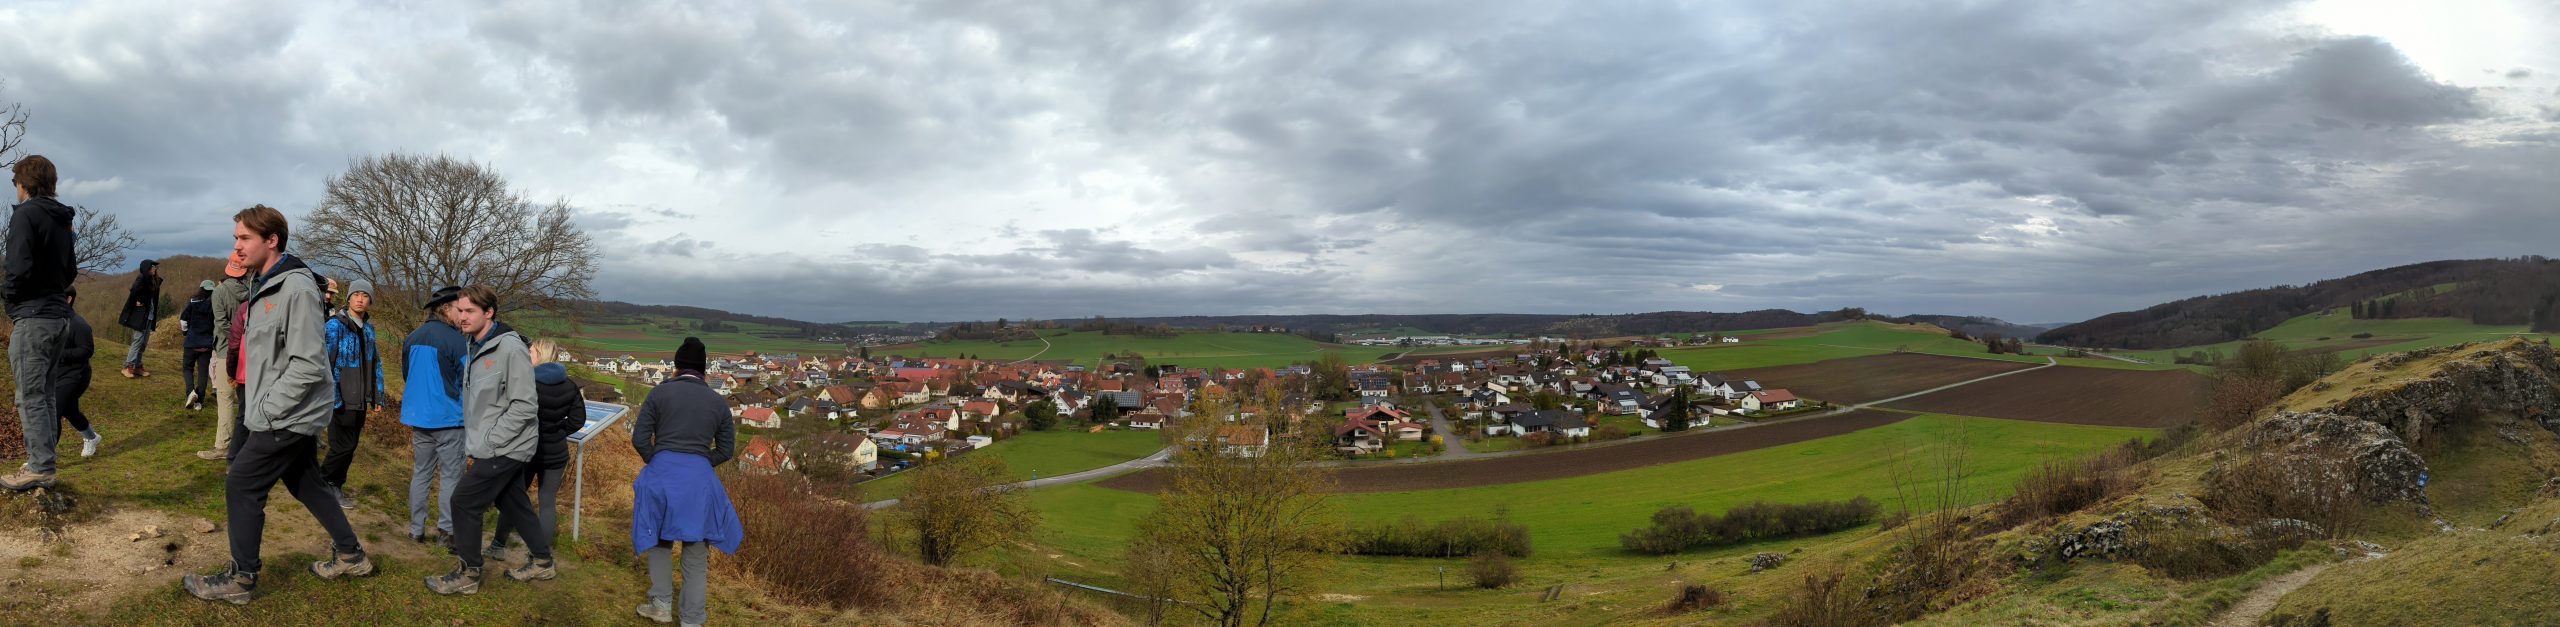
1726, 353, 2037, 405
1098, 410, 1918, 494
1374, 349, 1523, 366
1882, 366, 2211, 428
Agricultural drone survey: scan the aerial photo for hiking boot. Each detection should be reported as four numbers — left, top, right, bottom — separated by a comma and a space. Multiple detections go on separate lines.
486, 534, 511, 557
503, 558, 556, 582
183, 568, 258, 605
424, 563, 482, 595
0, 468, 56, 491
79, 431, 100, 458
194, 449, 227, 461
309, 550, 376, 580
137, 366, 151, 378
636, 597, 675, 624
121, 366, 137, 379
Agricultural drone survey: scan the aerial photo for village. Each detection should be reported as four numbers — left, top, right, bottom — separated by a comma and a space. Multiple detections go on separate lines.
567, 338, 1823, 484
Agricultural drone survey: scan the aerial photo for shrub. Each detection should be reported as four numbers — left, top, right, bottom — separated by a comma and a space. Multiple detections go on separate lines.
1771, 571, 1880, 627
2199, 445, 2368, 538
1520, 432, 1555, 448
2130, 522, 2284, 580
1618, 497, 1880, 554
1596, 425, 1630, 441
2350, 332, 2373, 339
2006, 447, 2136, 524
724, 471, 894, 609
1467, 551, 1519, 589
1346, 514, 1534, 558
1666, 584, 1726, 613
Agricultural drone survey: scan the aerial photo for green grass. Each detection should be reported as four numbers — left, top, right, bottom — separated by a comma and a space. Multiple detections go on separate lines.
517, 312, 848, 358
2114, 309, 2540, 365
1656, 321, 2170, 372
857, 429, 1166, 501
887, 329, 1407, 369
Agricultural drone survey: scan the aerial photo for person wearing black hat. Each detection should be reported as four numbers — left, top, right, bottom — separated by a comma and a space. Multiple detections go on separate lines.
118, 258, 163, 379
628, 337, 740, 625
181, 280, 217, 410
399, 285, 471, 544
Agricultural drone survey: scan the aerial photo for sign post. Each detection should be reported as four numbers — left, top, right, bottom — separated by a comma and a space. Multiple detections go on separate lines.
566, 400, 633, 543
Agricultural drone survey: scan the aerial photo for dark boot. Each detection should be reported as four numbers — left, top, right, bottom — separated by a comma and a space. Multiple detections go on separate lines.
424, 562, 482, 595
183, 568, 258, 605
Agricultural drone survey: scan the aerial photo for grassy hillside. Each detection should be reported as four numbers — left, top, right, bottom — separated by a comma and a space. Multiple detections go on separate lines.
886, 329, 1408, 369
2113, 307, 2538, 365
1661, 321, 2183, 373
516, 311, 849, 359
857, 429, 1165, 502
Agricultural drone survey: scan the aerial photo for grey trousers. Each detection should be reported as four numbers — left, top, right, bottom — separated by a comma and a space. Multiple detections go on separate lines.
647, 541, 710, 625
123, 326, 149, 369
11, 318, 67, 474
407, 426, 466, 535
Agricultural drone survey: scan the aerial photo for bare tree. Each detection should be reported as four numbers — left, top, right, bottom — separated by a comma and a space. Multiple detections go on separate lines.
0, 79, 25, 168
71, 206, 139, 274
892, 453, 1039, 566
1140, 398, 1342, 627
298, 153, 597, 333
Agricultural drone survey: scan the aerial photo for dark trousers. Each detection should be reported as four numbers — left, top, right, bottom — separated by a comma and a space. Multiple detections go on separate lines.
52, 384, 91, 435
320, 407, 366, 488
452, 456, 550, 569
182, 348, 213, 399
224, 429, 362, 573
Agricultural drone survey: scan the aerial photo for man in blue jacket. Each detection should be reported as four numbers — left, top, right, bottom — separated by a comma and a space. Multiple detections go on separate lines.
320, 279, 384, 510
401, 285, 470, 544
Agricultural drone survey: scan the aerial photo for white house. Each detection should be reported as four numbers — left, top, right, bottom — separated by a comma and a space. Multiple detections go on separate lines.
1741, 389, 1802, 413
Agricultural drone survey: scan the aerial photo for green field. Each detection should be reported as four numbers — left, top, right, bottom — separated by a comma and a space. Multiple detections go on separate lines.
2112, 308, 2539, 364
859, 429, 1166, 501
517, 312, 848, 358
1659, 321, 2177, 372
888, 329, 1416, 369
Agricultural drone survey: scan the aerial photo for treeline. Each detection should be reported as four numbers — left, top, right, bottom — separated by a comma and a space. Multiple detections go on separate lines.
1344, 515, 1533, 558
934, 319, 1056, 341
583, 299, 862, 338
2039, 257, 2560, 349
1619, 497, 1880, 554
1068, 316, 1178, 337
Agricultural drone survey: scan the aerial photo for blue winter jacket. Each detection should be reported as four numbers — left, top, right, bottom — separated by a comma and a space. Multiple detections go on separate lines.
326, 313, 385, 410
399, 318, 470, 429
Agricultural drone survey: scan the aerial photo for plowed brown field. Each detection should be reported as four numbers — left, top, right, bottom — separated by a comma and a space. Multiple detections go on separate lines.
1882, 366, 2207, 428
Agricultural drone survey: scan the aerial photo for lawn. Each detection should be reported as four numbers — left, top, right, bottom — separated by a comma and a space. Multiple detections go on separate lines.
1660, 321, 2181, 372
884, 329, 1404, 369
857, 429, 1166, 501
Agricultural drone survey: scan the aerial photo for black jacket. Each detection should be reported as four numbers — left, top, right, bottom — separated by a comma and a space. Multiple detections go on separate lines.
2, 197, 76, 321
631, 375, 735, 467
181, 296, 215, 350
119, 259, 161, 332
533, 362, 583, 470
53, 311, 93, 398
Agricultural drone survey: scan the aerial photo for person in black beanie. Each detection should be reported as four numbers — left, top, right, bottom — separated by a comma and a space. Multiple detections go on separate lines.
628, 337, 740, 625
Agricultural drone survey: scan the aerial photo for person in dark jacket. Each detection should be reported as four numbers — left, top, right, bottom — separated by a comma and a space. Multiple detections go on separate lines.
629, 337, 740, 625
318, 279, 384, 510
5, 155, 80, 492
197, 256, 251, 461
118, 258, 162, 379
53, 288, 101, 457
181, 281, 217, 410
491, 339, 581, 558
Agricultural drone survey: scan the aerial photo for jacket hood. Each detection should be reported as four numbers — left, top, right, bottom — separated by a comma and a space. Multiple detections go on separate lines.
472, 320, 520, 354
138, 259, 158, 272
16, 196, 72, 222
254, 254, 313, 290
535, 362, 569, 385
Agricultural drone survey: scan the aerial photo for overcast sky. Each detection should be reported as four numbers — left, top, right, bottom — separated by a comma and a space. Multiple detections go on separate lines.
2, 0, 2554, 324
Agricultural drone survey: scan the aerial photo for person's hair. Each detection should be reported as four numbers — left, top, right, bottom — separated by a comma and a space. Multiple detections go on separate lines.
458, 285, 499, 312
528, 338, 560, 362
233, 204, 290, 251
12, 155, 56, 198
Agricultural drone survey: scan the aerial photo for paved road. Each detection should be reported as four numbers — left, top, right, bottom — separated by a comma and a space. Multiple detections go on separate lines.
1423, 401, 1490, 460
861, 444, 1173, 510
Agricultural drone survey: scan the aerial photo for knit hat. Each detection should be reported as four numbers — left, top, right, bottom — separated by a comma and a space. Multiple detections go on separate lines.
422, 285, 462, 311
347, 279, 374, 297
676, 337, 708, 373
223, 251, 249, 279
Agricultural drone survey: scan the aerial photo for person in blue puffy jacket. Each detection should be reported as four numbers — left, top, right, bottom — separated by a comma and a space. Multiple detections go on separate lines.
399, 285, 470, 545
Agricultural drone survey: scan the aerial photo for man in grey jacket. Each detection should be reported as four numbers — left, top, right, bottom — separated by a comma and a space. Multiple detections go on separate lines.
427, 285, 554, 595
184, 205, 373, 604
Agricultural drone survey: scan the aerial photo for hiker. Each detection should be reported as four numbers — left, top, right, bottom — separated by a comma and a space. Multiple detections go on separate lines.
181, 281, 216, 410
118, 258, 163, 378
319, 279, 384, 510
401, 285, 470, 544
184, 205, 374, 604
196, 253, 250, 461
427, 285, 555, 594
4, 155, 80, 492
488, 338, 581, 559
628, 337, 742, 625
53, 288, 102, 457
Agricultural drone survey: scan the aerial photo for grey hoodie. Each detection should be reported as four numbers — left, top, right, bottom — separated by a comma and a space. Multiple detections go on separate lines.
240, 255, 334, 436
462, 321, 538, 462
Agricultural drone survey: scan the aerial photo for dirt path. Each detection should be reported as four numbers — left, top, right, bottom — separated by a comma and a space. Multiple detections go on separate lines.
2206, 561, 2341, 627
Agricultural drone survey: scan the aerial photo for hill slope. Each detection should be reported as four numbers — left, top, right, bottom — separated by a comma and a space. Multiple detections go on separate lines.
2039, 257, 2560, 349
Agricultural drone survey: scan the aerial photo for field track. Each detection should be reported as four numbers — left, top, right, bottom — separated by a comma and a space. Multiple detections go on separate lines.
1724, 353, 2037, 404
1882, 366, 2208, 428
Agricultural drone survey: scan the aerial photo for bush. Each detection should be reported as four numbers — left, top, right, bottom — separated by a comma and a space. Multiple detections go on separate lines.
1618, 497, 1880, 554
1467, 551, 1519, 589
725, 472, 894, 609
1666, 584, 1726, 613
2350, 332, 2373, 339
2131, 522, 2284, 580
1771, 571, 1880, 627
2199, 445, 2368, 538
1520, 432, 1555, 448
2006, 447, 2136, 524
1596, 425, 1630, 441
1346, 514, 1534, 558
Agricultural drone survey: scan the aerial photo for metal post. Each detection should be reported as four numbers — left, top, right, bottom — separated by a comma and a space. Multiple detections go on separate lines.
572, 441, 586, 542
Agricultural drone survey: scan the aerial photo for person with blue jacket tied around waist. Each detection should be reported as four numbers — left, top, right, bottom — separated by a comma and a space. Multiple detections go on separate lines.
401, 285, 471, 545
630, 337, 742, 625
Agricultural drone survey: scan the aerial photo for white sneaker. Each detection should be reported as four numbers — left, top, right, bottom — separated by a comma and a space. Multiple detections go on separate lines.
80, 432, 101, 457
186, 392, 202, 408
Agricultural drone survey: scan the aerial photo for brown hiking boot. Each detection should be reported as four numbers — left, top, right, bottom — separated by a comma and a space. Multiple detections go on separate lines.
424, 562, 482, 595
0, 468, 56, 492
503, 558, 556, 582
121, 366, 137, 379
195, 450, 227, 461
183, 568, 258, 605
309, 550, 375, 580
